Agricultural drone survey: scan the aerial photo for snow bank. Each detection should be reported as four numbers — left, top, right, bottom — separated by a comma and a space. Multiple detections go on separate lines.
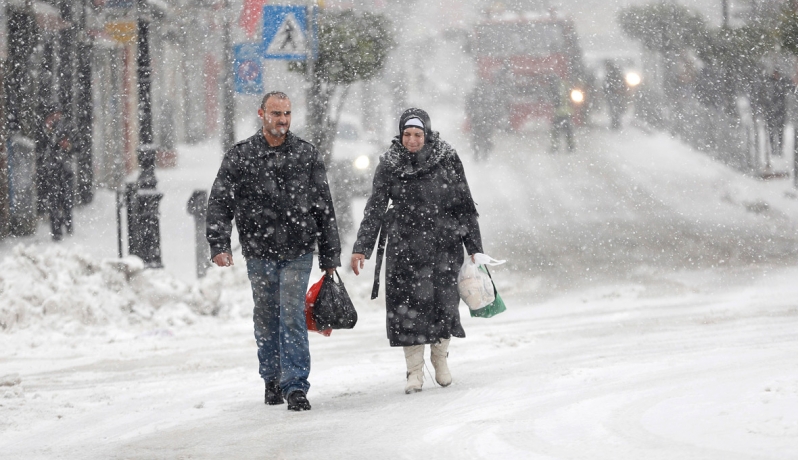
0, 244, 253, 334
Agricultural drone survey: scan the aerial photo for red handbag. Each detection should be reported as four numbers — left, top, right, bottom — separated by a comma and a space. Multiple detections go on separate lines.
305, 275, 332, 336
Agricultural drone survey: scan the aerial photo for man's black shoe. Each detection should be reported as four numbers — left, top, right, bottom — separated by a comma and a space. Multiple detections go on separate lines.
287, 391, 311, 411
264, 380, 284, 405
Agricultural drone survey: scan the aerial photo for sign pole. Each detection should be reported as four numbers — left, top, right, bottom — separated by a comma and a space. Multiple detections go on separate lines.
221, 0, 235, 153
305, 3, 315, 81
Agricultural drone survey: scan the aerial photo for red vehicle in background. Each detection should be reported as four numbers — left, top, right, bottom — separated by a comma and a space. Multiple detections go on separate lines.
466, 9, 590, 158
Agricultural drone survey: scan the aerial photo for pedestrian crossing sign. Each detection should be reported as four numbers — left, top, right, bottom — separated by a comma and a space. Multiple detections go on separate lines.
262, 5, 312, 61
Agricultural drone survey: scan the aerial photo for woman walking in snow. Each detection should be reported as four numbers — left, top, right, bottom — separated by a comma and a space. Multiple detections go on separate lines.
350, 108, 483, 394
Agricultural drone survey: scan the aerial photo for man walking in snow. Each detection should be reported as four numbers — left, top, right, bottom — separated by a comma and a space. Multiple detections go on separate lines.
603, 60, 627, 130
550, 77, 575, 152
206, 91, 341, 411
765, 70, 792, 157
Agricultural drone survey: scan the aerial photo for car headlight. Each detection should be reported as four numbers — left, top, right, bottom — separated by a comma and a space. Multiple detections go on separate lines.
354, 155, 370, 170
625, 72, 641, 87
570, 89, 585, 104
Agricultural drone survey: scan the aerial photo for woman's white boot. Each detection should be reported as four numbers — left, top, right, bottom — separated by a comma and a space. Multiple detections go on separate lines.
430, 338, 452, 387
403, 345, 425, 394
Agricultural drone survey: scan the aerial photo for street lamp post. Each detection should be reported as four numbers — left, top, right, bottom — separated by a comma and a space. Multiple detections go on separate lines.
221, 0, 235, 153
126, 0, 163, 268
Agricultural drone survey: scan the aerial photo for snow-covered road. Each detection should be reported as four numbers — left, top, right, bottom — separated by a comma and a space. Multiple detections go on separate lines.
3, 264, 797, 459
474, 123, 798, 285
2, 122, 798, 459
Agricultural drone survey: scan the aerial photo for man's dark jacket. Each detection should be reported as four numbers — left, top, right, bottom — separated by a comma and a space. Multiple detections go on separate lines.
206, 130, 341, 268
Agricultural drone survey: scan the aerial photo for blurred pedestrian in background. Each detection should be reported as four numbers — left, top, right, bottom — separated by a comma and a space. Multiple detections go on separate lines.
765, 70, 791, 157
550, 78, 575, 152
465, 85, 494, 160
350, 108, 483, 394
42, 107, 74, 241
603, 60, 627, 130
466, 63, 511, 160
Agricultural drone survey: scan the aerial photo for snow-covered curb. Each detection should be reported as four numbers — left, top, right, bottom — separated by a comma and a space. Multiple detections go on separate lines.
0, 244, 253, 334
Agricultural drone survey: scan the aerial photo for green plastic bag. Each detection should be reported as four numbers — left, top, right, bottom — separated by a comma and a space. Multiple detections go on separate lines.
469, 266, 506, 318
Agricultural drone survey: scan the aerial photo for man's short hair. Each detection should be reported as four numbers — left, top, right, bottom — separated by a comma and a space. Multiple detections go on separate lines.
261, 91, 290, 109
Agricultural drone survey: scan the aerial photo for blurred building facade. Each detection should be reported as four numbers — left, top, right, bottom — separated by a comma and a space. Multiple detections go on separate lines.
1, 0, 233, 239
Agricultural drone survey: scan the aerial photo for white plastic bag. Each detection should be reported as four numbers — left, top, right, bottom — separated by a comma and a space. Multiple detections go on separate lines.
457, 253, 506, 310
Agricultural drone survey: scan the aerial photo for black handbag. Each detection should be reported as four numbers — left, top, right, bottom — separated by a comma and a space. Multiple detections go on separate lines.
313, 270, 358, 330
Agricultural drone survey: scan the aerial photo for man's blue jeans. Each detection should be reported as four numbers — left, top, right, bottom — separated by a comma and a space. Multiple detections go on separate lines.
246, 252, 313, 397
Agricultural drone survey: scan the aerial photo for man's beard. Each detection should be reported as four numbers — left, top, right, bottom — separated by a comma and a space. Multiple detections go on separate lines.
269, 125, 288, 136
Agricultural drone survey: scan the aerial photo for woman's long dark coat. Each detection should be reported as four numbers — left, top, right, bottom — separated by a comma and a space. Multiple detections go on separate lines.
353, 134, 483, 347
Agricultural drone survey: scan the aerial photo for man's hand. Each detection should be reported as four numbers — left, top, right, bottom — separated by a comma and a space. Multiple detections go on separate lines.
323, 267, 335, 276
213, 253, 234, 267
351, 253, 366, 275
